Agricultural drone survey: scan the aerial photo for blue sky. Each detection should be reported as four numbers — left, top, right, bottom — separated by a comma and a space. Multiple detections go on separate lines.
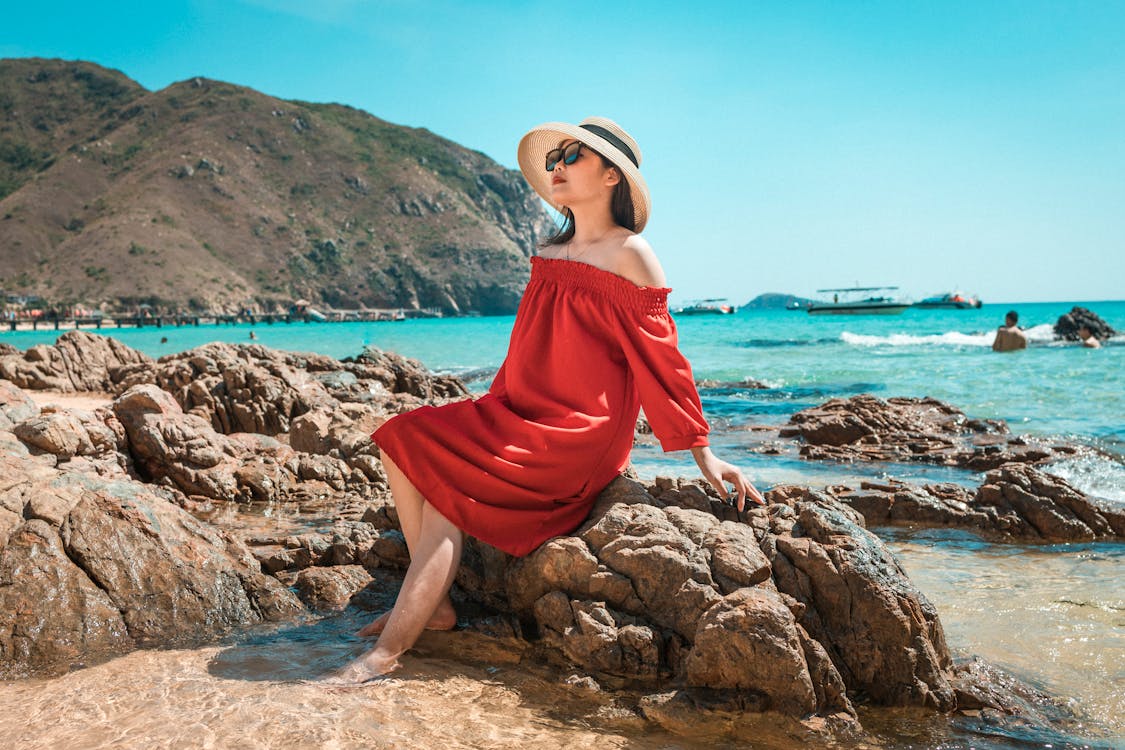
3, 0, 1123, 304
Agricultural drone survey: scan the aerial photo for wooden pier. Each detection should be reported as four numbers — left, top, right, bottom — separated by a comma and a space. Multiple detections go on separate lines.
4, 307, 446, 332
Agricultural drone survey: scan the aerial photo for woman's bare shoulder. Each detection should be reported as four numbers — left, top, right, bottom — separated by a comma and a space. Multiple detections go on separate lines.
611, 234, 667, 288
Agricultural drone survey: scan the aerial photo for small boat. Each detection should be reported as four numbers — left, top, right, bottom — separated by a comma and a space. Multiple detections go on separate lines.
676, 298, 737, 315
807, 287, 910, 315
914, 291, 982, 309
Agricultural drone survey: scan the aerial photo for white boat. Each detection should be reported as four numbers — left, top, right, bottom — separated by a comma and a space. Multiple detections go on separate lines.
676, 298, 736, 315
807, 287, 910, 315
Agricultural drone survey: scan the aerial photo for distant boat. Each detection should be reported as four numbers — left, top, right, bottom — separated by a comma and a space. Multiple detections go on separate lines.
914, 291, 982, 309
676, 298, 737, 315
807, 287, 910, 315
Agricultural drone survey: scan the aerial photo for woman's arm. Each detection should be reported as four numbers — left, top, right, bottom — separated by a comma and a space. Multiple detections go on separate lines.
691, 445, 766, 510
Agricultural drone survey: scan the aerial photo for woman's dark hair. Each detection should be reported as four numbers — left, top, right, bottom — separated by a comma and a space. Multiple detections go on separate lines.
543, 149, 635, 246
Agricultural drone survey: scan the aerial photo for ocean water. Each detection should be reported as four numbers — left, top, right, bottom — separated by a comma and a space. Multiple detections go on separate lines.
3, 298, 1124, 747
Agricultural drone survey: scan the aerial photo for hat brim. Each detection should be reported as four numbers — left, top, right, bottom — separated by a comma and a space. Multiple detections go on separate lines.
517, 122, 650, 233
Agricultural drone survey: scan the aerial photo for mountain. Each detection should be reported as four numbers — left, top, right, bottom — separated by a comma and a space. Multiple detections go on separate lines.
0, 58, 554, 315
742, 293, 817, 310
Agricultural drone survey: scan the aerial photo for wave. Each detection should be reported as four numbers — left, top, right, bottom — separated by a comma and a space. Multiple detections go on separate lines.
1045, 453, 1125, 505
840, 323, 1058, 348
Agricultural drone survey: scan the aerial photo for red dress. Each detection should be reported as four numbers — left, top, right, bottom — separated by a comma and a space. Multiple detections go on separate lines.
371, 256, 709, 557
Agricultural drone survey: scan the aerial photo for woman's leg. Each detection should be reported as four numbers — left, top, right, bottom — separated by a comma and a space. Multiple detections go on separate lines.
356, 454, 457, 637
335, 499, 464, 681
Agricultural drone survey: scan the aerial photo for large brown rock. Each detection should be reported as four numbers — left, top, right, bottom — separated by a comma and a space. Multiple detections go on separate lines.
0, 331, 151, 393
0, 455, 303, 675
448, 476, 967, 721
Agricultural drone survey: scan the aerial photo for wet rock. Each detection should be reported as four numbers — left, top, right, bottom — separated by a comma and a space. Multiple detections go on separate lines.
830, 464, 1125, 542
0, 518, 130, 672
0, 331, 151, 393
782, 395, 1079, 469
0, 459, 303, 675
294, 565, 373, 609
1053, 306, 1116, 342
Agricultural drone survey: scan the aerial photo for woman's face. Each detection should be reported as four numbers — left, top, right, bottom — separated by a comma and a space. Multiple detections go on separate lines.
548, 139, 618, 208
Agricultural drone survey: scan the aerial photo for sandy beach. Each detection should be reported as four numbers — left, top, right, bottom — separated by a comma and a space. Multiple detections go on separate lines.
26, 390, 113, 411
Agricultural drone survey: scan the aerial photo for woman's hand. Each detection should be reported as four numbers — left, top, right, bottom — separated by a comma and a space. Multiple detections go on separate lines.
690, 446, 766, 511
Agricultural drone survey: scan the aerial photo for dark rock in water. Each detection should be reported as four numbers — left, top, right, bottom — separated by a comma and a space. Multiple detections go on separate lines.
828, 463, 1125, 542
0, 343, 18, 357
0, 331, 151, 393
1053, 306, 1116, 341
0, 441, 303, 676
782, 394, 1082, 470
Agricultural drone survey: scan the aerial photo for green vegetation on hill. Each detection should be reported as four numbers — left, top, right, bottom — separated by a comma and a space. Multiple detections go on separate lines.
0, 58, 553, 315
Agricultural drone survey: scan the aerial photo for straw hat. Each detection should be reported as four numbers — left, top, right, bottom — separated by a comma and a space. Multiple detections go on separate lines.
517, 116, 651, 233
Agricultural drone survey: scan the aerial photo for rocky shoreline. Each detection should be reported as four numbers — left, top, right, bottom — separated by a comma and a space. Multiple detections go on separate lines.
0, 331, 1114, 741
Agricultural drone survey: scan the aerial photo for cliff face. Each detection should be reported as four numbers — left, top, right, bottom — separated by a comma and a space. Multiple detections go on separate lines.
0, 58, 555, 315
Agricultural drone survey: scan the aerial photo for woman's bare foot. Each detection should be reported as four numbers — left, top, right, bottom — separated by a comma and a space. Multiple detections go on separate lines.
320, 651, 401, 685
356, 597, 457, 638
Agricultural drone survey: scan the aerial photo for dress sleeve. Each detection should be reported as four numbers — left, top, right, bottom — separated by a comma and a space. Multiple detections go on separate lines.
616, 305, 710, 452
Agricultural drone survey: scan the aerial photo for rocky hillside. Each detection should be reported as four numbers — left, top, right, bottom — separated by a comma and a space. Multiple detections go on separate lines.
0, 58, 554, 315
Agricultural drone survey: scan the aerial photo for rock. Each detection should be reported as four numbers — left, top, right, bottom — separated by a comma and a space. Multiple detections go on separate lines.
0, 331, 151, 393
0, 518, 130, 672
446, 475, 980, 722
294, 565, 373, 609
112, 384, 243, 499
782, 395, 1078, 470
769, 494, 955, 710
685, 587, 826, 715
12, 408, 129, 476
0, 379, 39, 429
1053, 306, 1116, 342
0, 458, 303, 675
831, 464, 1125, 542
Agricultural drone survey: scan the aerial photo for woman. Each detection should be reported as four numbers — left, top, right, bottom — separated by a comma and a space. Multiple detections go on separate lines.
333, 117, 765, 682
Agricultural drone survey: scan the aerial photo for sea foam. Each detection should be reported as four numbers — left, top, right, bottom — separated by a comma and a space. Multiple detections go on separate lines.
841, 323, 1057, 348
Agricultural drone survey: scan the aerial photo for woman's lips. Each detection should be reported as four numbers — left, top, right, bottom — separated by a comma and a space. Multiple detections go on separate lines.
551, 175, 565, 185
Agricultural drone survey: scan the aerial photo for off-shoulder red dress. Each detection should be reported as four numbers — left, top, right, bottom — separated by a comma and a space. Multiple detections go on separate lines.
371, 256, 709, 557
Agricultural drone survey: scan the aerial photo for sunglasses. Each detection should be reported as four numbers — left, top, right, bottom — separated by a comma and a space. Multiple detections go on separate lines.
545, 141, 584, 172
